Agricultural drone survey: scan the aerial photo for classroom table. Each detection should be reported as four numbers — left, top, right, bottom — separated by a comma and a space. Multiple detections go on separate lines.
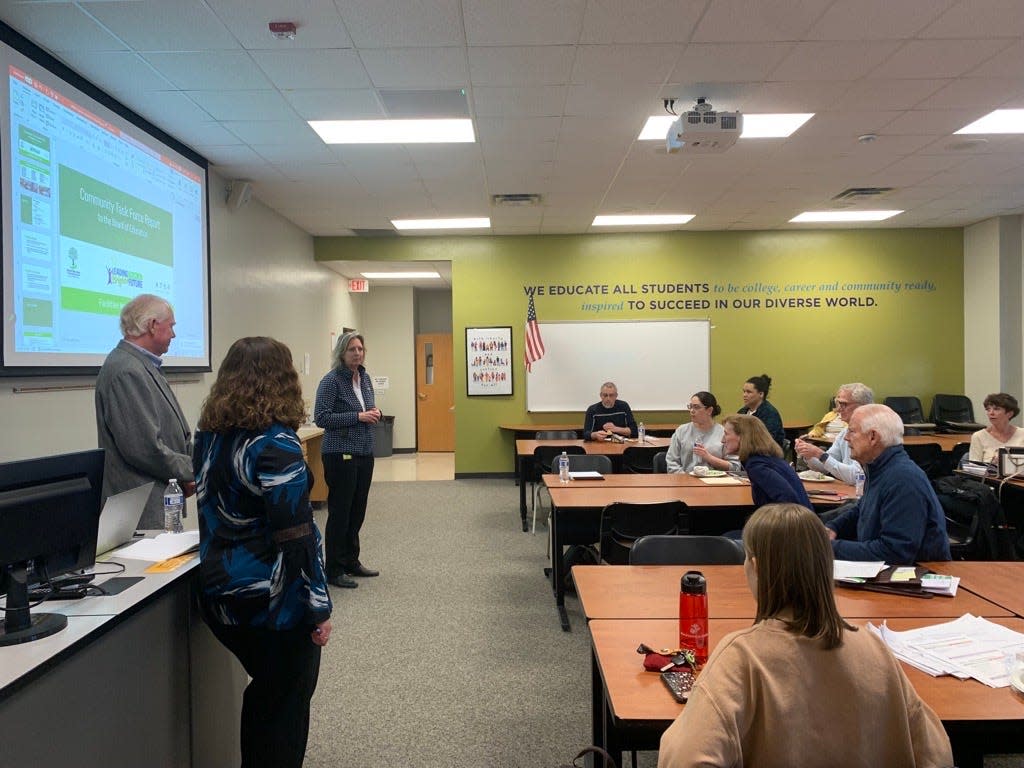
514, 437, 671, 530
920, 561, 1024, 617
808, 432, 969, 452
588, 616, 1024, 768
545, 479, 853, 631
571, 565, 1014, 622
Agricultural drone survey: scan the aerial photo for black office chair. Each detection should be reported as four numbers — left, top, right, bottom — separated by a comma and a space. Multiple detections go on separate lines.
903, 442, 947, 479
599, 501, 689, 565
621, 445, 662, 474
950, 442, 970, 470
883, 396, 936, 434
549, 453, 614, 475
629, 535, 745, 565
653, 451, 668, 474
531, 443, 584, 532
946, 512, 980, 560
536, 430, 579, 441
929, 394, 985, 433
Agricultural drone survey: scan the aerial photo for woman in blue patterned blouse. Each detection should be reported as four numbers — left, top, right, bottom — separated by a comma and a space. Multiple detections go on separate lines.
194, 336, 332, 768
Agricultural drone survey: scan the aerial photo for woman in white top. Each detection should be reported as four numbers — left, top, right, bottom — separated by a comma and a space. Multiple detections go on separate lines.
666, 391, 730, 473
969, 392, 1024, 464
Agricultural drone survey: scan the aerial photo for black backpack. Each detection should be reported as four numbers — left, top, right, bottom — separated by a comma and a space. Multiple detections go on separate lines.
931, 475, 1017, 560
563, 544, 599, 593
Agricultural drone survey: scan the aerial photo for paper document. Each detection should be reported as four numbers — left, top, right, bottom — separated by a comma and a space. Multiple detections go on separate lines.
569, 471, 604, 480
834, 560, 887, 580
698, 476, 744, 485
868, 614, 1024, 687
115, 531, 200, 562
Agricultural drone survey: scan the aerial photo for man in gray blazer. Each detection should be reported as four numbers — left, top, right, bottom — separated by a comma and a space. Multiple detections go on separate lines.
95, 294, 194, 529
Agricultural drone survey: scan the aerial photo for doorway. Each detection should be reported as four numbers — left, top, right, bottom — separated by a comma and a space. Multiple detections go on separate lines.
415, 333, 454, 451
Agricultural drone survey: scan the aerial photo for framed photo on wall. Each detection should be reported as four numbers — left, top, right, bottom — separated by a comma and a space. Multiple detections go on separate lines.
466, 326, 513, 396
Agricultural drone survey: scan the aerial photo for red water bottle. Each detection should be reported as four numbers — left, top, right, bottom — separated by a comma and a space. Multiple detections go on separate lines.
679, 570, 708, 664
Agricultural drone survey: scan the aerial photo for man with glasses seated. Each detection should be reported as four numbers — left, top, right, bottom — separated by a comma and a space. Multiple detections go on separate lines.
583, 381, 638, 441
793, 383, 873, 484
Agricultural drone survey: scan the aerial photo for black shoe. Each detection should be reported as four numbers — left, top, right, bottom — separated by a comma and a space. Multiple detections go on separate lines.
345, 563, 379, 577
328, 574, 358, 589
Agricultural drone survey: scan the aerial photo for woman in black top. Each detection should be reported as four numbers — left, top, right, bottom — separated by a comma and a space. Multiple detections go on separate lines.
738, 373, 785, 450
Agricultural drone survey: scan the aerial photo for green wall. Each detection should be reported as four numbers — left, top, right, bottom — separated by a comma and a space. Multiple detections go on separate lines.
316, 228, 964, 475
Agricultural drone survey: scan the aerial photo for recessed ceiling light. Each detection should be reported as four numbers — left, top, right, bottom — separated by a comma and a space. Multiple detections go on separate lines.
310, 119, 475, 143
790, 210, 903, 223
361, 271, 441, 279
955, 109, 1024, 135
592, 214, 694, 226
638, 113, 813, 141
391, 217, 490, 230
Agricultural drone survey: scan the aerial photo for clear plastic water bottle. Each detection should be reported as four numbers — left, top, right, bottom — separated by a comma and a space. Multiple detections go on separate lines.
163, 478, 184, 533
558, 451, 570, 484
854, 469, 866, 498
638, 422, 646, 444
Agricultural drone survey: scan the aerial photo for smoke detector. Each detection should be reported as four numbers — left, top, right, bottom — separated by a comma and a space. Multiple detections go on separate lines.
269, 21, 297, 40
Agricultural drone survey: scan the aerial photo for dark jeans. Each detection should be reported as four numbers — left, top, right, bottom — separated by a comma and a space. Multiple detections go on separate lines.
323, 452, 374, 575
207, 621, 322, 768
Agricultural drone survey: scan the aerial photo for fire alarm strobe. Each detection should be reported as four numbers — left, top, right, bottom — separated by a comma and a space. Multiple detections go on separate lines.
269, 21, 297, 40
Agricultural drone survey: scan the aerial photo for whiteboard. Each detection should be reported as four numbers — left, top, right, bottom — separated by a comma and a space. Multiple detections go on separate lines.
526, 320, 710, 412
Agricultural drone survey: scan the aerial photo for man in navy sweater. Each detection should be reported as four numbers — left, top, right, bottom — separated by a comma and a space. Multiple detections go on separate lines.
583, 381, 638, 441
826, 404, 950, 563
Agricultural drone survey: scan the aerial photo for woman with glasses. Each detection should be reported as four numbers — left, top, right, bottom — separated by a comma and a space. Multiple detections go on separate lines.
969, 392, 1024, 464
666, 391, 734, 473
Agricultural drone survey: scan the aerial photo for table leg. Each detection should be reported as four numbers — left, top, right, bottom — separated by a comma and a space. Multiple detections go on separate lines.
552, 503, 571, 631
590, 645, 604, 749
518, 455, 528, 532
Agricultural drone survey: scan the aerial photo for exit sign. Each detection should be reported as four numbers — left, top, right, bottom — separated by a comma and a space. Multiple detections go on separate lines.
348, 279, 369, 293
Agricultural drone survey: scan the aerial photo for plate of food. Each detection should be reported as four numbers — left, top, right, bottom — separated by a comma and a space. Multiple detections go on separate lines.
690, 468, 727, 477
798, 470, 835, 483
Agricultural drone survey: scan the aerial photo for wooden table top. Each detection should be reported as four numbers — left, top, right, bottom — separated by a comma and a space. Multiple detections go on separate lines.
544, 471, 855, 497
550, 484, 759, 509
516, 437, 671, 456
590, 617, 1024, 726
572, 565, 1014, 621
501, 422, 678, 433
920, 561, 1024, 618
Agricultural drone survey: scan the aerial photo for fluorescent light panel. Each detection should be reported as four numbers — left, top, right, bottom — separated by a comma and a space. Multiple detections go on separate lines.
955, 109, 1024, 134
790, 210, 903, 223
391, 217, 490, 230
592, 214, 694, 226
362, 271, 441, 279
638, 113, 813, 141
309, 118, 475, 144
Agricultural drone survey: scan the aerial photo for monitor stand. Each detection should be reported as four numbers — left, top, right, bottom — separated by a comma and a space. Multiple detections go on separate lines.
0, 564, 68, 647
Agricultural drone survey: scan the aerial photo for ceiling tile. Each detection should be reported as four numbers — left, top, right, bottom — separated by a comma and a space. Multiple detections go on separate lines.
250, 49, 371, 89
220, 119, 323, 145
475, 116, 561, 146
337, 0, 464, 47
174, 121, 248, 147
915, 78, 1024, 111
468, 46, 576, 86
770, 41, 901, 81
144, 51, 272, 89
868, 39, 1013, 80
206, 0, 353, 50
471, 86, 567, 117
2, 3, 128, 51
564, 83, 663, 117
84, 0, 240, 52
282, 89, 385, 120
54, 51, 172, 96
464, 0, 586, 45
361, 47, 469, 88
571, 44, 683, 85
880, 109, 982, 136
805, 0, 956, 40
670, 43, 793, 83
692, 0, 834, 43
580, 0, 707, 44
834, 79, 947, 111
187, 90, 297, 121
919, 0, 1024, 38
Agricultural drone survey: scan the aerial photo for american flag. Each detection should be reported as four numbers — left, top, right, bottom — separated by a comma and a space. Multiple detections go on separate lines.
524, 294, 545, 372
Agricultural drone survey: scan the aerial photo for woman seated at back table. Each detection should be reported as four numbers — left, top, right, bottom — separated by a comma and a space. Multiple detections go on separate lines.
657, 503, 953, 768
722, 414, 810, 509
737, 373, 786, 450
969, 392, 1024, 465
666, 391, 735, 473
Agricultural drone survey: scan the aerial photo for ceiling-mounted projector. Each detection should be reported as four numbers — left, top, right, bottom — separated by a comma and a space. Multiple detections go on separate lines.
667, 98, 743, 154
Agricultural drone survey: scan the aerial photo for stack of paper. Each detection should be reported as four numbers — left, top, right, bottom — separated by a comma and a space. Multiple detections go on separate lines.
868, 614, 1024, 687
115, 531, 200, 562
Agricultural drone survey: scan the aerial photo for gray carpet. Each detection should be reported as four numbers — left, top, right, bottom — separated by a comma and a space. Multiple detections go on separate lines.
305, 478, 1023, 768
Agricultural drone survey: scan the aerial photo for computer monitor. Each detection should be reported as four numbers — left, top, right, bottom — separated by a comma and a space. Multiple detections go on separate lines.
0, 448, 104, 646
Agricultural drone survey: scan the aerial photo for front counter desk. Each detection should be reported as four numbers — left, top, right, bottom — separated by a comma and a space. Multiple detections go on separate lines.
0, 556, 245, 768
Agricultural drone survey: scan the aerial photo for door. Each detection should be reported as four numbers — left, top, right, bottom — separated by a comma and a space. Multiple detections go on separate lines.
416, 333, 454, 451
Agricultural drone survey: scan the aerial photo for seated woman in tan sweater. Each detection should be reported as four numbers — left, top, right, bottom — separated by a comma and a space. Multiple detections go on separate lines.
657, 503, 953, 768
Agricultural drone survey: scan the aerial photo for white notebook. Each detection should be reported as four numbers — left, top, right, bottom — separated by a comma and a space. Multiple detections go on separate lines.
114, 531, 200, 561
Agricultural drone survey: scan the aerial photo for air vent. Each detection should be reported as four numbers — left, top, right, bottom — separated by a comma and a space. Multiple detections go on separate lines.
832, 187, 894, 201
491, 193, 542, 207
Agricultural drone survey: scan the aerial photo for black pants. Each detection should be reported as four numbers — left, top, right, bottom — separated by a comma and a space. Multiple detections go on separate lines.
207, 621, 322, 768
323, 452, 374, 576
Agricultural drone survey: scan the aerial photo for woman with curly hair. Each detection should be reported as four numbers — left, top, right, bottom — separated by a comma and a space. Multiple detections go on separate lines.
194, 336, 332, 768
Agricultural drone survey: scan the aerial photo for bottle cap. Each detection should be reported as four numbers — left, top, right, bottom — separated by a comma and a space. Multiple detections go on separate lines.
681, 570, 706, 594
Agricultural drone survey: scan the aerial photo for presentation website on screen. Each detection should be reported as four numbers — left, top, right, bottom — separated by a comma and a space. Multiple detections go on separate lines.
8, 65, 205, 359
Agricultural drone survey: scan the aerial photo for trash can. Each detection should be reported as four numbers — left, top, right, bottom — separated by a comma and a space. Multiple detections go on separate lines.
373, 415, 395, 458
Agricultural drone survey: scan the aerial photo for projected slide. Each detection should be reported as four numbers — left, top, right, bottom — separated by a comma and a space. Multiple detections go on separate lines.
1, 30, 209, 373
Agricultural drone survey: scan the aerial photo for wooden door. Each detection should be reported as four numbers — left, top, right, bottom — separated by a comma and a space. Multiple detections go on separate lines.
416, 333, 454, 451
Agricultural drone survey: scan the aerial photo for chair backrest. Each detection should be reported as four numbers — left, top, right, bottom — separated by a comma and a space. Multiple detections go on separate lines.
550, 454, 614, 475
883, 396, 926, 423
621, 445, 662, 474
533, 445, 584, 479
902, 442, 947, 478
653, 451, 668, 474
536, 430, 579, 440
929, 394, 975, 424
629, 535, 746, 565
599, 501, 689, 565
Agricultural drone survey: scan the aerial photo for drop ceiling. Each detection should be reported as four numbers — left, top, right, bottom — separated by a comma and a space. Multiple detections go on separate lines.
2, 0, 1023, 236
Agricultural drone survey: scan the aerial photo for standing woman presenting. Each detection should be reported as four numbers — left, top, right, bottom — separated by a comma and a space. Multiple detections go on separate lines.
315, 331, 381, 589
